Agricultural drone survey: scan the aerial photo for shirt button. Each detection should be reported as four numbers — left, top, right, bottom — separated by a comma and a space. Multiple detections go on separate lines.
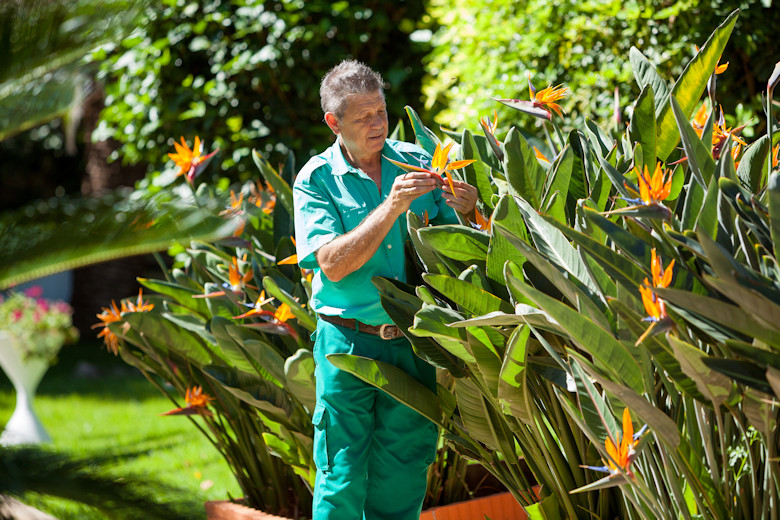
394, 276, 399, 280
387, 244, 392, 249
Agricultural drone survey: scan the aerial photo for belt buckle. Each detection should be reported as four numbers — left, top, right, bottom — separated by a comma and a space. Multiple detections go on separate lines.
378, 324, 399, 340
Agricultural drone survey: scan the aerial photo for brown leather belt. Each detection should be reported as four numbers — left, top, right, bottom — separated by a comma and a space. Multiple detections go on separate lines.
319, 314, 404, 340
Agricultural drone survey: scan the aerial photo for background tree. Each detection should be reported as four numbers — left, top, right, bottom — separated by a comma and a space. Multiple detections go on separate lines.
95, 0, 431, 181
423, 0, 779, 140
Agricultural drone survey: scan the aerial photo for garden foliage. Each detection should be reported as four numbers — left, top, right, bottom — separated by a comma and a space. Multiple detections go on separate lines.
92, 8, 780, 520
94, 0, 430, 178
424, 0, 780, 141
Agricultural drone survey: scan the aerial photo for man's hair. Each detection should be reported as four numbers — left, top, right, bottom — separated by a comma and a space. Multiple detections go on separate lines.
320, 60, 385, 118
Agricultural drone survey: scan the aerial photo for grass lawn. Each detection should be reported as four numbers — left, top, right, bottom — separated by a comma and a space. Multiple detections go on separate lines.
0, 339, 242, 519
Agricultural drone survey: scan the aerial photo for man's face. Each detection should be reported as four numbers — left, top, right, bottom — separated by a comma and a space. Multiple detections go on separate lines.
329, 91, 388, 160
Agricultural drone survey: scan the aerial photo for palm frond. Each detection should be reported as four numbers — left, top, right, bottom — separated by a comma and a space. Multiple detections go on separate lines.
0, 190, 240, 290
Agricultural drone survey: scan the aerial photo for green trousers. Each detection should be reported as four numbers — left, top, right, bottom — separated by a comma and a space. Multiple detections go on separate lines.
311, 318, 438, 520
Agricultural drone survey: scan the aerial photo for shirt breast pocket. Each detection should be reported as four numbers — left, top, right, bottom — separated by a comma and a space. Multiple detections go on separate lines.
340, 205, 370, 232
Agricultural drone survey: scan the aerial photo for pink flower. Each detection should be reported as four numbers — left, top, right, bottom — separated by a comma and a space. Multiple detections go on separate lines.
24, 286, 43, 299
37, 299, 50, 313
12, 309, 22, 321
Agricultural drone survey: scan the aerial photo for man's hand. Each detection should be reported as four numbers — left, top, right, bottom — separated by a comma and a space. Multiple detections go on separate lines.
441, 179, 479, 221
385, 172, 439, 217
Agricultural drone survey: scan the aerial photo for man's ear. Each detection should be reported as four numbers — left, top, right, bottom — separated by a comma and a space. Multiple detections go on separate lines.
324, 112, 340, 135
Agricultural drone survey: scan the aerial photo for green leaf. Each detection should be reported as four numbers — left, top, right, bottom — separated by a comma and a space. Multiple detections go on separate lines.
736, 135, 769, 193
423, 273, 513, 316
656, 287, 780, 349
629, 84, 657, 175
326, 353, 443, 426
671, 95, 715, 187
543, 146, 573, 208
503, 127, 545, 208
0, 194, 238, 290
768, 173, 780, 261
524, 493, 561, 520
262, 276, 316, 331
407, 211, 448, 275
285, 349, 316, 411
252, 149, 294, 216
585, 368, 681, 448
655, 11, 739, 161
405, 105, 439, 154
569, 358, 618, 445
203, 364, 296, 427
461, 129, 496, 207
695, 174, 720, 240
455, 378, 512, 453
487, 195, 529, 291
668, 336, 733, 407
410, 305, 474, 364
515, 197, 597, 292
629, 47, 670, 115
138, 277, 211, 317
210, 316, 271, 377
417, 224, 489, 264
506, 273, 643, 393
123, 311, 213, 366
495, 222, 610, 331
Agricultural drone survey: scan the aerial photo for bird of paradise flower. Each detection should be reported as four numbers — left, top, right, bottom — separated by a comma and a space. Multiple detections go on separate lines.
384, 142, 475, 200
193, 256, 255, 298
233, 293, 299, 339
574, 408, 648, 493
161, 386, 215, 417
492, 74, 569, 121
603, 162, 673, 220
636, 248, 675, 345
93, 289, 154, 355
167, 136, 219, 184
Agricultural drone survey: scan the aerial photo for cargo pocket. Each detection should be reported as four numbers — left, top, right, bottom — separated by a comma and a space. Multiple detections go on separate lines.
312, 403, 331, 473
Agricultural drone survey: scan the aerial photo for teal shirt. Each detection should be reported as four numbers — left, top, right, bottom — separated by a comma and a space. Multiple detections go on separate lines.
293, 138, 458, 325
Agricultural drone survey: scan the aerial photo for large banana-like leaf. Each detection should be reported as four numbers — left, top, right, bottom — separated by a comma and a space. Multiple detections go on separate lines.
455, 377, 513, 454
629, 84, 657, 175
671, 95, 715, 188
668, 336, 733, 408
326, 353, 443, 426
495, 221, 610, 331
404, 105, 440, 155
736, 135, 769, 194
766, 172, 780, 262
211, 316, 283, 384
655, 10, 738, 161
410, 305, 475, 364
138, 277, 211, 317
203, 364, 297, 429
122, 311, 214, 367
507, 273, 644, 393
284, 349, 316, 412
629, 47, 670, 117
460, 129, 497, 207
514, 197, 596, 292
252, 150, 294, 217
502, 128, 545, 208
0, 192, 239, 289
422, 273, 513, 316
417, 224, 489, 264
373, 277, 467, 377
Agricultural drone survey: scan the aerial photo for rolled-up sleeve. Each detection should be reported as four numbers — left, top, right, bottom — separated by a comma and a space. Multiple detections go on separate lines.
293, 169, 343, 270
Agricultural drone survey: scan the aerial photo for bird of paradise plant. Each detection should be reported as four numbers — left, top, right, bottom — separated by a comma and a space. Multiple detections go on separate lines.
384, 141, 475, 199
94, 289, 153, 355
606, 163, 673, 220
577, 408, 646, 488
492, 74, 569, 122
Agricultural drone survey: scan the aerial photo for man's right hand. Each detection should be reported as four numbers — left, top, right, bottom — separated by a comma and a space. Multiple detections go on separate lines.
385, 172, 440, 217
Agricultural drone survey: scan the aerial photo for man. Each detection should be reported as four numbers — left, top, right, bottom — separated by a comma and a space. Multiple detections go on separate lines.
293, 60, 478, 520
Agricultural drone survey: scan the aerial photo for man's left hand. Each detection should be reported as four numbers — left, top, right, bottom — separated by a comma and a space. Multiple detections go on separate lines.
441, 179, 479, 219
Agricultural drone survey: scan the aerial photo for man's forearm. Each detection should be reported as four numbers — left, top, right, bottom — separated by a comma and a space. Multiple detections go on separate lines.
316, 201, 399, 282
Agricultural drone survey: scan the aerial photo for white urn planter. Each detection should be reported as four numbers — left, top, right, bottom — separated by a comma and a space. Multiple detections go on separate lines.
0, 331, 53, 445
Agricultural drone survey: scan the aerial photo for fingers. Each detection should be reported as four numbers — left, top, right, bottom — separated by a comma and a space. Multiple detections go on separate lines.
441, 179, 478, 215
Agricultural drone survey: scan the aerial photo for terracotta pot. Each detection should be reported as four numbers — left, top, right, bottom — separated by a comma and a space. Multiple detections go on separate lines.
204, 500, 292, 520
207, 489, 537, 520
419, 491, 530, 520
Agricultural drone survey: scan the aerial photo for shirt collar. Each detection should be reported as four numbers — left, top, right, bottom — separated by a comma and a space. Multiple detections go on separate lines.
328, 139, 402, 176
